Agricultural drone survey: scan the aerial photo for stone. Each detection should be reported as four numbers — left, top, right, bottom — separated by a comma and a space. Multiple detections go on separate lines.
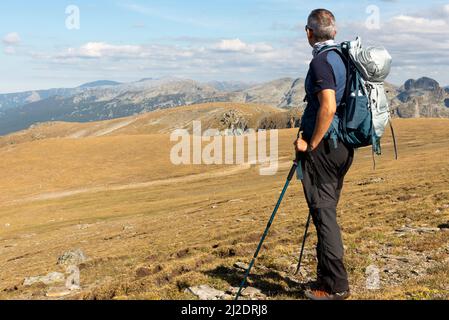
357, 177, 385, 186
241, 287, 264, 298
395, 225, 440, 235
23, 272, 65, 286
46, 287, 73, 298
57, 249, 87, 266
135, 266, 152, 278
184, 285, 227, 300
227, 286, 266, 299
234, 262, 248, 270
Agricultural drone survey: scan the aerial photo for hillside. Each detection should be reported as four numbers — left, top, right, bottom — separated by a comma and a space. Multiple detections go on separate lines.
0, 103, 298, 148
0, 111, 448, 300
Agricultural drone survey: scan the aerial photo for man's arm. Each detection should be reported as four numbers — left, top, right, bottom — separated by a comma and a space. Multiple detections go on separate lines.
295, 89, 337, 152
309, 89, 337, 150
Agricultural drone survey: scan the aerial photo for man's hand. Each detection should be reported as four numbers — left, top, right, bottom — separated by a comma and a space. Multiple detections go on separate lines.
294, 138, 309, 153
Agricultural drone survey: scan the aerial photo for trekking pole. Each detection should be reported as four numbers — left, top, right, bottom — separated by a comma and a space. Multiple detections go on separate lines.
235, 157, 299, 301
294, 212, 312, 275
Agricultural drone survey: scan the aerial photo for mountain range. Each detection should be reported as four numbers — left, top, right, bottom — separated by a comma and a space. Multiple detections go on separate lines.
0, 76, 447, 136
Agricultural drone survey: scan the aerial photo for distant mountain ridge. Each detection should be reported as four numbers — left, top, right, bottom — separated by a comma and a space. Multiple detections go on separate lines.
0, 76, 447, 136
79, 80, 122, 88
0, 80, 122, 111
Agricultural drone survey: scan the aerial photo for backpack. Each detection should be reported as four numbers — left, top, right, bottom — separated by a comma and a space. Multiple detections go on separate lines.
322, 37, 398, 160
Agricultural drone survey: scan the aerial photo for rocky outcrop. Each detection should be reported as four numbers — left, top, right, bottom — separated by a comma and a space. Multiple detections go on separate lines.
219, 110, 249, 134
403, 77, 440, 92
57, 249, 87, 267
279, 78, 307, 109
394, 77, 449, 118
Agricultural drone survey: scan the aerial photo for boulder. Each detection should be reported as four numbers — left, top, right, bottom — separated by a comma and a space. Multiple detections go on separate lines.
57, 249, 87, 266
23, 272, 65, 286
227, 286, 267, 299
185, 285, 229, 300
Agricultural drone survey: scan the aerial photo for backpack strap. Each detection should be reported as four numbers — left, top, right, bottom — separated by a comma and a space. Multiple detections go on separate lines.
389, 119, 399, 160
316, 44, 348, 150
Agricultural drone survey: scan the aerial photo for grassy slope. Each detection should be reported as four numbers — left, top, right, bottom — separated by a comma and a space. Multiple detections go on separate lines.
0, 117, 448, 300
0, 102, 284, 147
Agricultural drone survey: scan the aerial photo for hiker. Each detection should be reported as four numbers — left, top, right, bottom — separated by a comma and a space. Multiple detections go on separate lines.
294, 8, 353, 300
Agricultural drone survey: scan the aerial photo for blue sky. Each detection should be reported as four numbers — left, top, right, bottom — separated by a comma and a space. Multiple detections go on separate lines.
1, 0, 449, 92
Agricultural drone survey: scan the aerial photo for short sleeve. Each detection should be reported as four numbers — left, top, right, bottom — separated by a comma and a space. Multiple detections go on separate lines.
309, 53, 337, 94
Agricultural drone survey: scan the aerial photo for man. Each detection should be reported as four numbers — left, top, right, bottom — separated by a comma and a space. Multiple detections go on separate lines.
294, 9, 353, 300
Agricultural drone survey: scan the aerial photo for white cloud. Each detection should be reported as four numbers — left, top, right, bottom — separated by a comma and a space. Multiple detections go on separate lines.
389, 15, 447, 33
3, 32, 21, 45
214, 39, 273, 53
29, 38, 309, 83
63, 42, 145, 59
215, 39, 248, 52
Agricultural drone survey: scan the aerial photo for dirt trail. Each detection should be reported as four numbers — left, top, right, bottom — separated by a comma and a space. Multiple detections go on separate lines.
12, 160, 292, 204
10, 160, 289, 204
92, 118, 138, 137
67, 118, 138, 139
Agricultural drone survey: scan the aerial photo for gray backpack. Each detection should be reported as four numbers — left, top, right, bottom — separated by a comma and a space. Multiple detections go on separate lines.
325, 37, 398, 160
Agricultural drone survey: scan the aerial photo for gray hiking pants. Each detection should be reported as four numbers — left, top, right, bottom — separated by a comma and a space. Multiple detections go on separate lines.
301, 138, 354, 293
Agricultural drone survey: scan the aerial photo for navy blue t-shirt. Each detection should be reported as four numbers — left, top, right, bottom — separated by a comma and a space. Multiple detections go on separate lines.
301, 49, 347, 141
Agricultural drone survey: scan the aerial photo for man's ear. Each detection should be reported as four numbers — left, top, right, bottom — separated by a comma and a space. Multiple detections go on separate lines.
306, 29, 313, 40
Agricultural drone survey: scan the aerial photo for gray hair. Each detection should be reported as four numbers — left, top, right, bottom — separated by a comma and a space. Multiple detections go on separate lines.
307, 9, 337, 42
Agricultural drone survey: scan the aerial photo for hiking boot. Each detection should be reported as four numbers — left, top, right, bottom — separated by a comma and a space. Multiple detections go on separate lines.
306, 278, 325, 291
304, 288, 350, 301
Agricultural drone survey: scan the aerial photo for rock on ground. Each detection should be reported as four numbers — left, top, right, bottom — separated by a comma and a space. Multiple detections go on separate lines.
185, 284, 267, 300
234, 262, 248, 270
23, 272, 65, 286
185, 285, 230, 300
57, 249, 87, 266
227, 286, 267, 300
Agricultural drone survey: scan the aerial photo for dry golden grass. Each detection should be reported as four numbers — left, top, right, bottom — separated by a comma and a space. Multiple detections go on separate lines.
0, 108, 448, 300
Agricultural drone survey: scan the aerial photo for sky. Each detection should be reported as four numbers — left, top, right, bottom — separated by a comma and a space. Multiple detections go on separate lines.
1, 0, 449, 93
